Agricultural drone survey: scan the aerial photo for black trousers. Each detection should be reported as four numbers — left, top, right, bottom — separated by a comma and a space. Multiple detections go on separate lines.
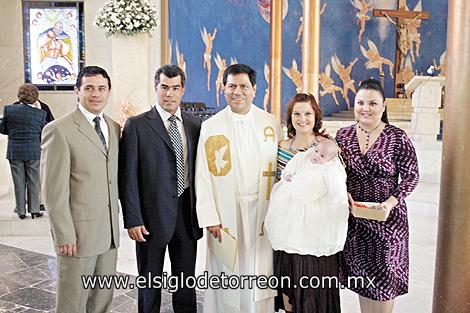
136, 189, 197, 313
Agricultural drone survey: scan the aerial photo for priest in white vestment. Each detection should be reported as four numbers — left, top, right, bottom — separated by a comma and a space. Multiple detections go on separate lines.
196, 64, 282, 313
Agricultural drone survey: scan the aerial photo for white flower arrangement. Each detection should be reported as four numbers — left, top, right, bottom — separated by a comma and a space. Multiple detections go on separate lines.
94, 0, 159, 37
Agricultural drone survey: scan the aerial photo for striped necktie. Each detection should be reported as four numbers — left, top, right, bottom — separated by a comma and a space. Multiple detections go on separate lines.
93, 116, 107, 151
168, 115, 184, 197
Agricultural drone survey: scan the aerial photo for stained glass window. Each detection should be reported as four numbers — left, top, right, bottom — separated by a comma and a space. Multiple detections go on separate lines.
22, 1, 84, 90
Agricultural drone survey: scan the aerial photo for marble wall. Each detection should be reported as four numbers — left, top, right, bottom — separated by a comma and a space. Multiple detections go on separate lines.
0, 0, 162, 120
1, 0, 74, 116
0, 0, 163, 197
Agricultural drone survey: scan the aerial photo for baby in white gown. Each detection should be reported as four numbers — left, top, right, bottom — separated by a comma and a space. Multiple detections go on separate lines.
265, 139, 349, 256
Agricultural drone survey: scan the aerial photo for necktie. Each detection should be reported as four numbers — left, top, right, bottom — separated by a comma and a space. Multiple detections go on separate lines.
168, 115, 185, 197
93, 116, 107, 151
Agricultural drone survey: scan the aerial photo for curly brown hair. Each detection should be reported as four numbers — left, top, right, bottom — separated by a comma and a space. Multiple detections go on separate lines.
285, 93, 325, 138
17, 83, 39, 104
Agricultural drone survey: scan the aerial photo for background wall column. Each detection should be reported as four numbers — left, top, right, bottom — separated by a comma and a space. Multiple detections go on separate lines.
301, 0, 321, 100
269, 0, 282, 124
432, 0, 470, 312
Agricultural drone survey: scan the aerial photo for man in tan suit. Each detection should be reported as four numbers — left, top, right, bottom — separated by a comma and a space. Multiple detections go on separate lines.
41, 66, 120, 313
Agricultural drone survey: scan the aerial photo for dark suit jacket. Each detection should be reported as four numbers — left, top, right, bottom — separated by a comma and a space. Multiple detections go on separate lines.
118, 107, 203, 248
0, 114, 4, 134
39, 100, 55, 123
2, 103, 46, 160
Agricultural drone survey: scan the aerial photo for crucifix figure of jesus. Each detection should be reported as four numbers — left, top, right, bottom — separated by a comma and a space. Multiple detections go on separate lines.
373, 0, 429, 96
382, 11, 422, 66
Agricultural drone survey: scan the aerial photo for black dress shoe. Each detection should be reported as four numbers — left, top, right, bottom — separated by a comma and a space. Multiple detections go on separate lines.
31, 212, 44, 219
40, 204, 46, 211
19, 214, 26, 220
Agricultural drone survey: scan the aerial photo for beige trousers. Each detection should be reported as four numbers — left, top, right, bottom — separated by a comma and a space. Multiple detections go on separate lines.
56, 247, 118, 313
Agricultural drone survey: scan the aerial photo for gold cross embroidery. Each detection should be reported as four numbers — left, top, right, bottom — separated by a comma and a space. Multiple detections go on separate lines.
262, 162, 276, 200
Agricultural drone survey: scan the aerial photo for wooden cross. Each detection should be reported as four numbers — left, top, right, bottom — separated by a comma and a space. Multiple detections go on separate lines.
262, 162, 276, 201
373, 0, 429, 96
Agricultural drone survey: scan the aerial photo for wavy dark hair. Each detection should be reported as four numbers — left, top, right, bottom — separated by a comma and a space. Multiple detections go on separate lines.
285, 93, 325, 138
357, 78, 389, 124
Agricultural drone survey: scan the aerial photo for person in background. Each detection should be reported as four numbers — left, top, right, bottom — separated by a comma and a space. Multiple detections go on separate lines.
4, 92, 55, 214
38, 99, 55, 123
37, 98, 54, 212
1, 83, 46, 219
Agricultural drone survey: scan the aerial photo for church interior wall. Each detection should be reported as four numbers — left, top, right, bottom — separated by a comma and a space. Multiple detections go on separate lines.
0, 0, 106, 117
169, 0, 448, 118
0, 0, 162, 200
1, 1, 448, 120
0, 0, 31, 112
0, 0, 161, 120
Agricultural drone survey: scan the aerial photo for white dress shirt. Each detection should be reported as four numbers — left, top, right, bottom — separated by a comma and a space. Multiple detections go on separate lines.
155, 103, 189, 189
78, 103, 109, 149
28, 101, 42, 109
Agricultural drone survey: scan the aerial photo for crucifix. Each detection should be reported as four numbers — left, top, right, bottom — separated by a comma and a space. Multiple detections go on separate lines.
373, 0, 429, 97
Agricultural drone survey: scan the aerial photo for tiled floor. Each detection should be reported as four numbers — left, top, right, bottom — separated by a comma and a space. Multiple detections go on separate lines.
0, 244, 204, 312
0, 181, 439, 312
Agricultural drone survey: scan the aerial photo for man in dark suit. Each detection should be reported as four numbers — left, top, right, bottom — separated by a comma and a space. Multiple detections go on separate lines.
37, 99, 53, 212
39, 99, 55, 123
119, 64, 202, 313
1, 83, 46, 219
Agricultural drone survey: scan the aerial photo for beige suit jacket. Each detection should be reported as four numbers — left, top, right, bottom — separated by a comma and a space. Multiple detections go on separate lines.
41, 108, 120, 257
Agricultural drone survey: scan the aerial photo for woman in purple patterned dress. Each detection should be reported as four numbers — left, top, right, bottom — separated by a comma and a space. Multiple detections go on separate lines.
335, 79, 419, 313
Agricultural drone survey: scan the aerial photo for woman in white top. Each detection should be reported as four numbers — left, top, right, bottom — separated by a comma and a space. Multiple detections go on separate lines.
265, 93, 348, 313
